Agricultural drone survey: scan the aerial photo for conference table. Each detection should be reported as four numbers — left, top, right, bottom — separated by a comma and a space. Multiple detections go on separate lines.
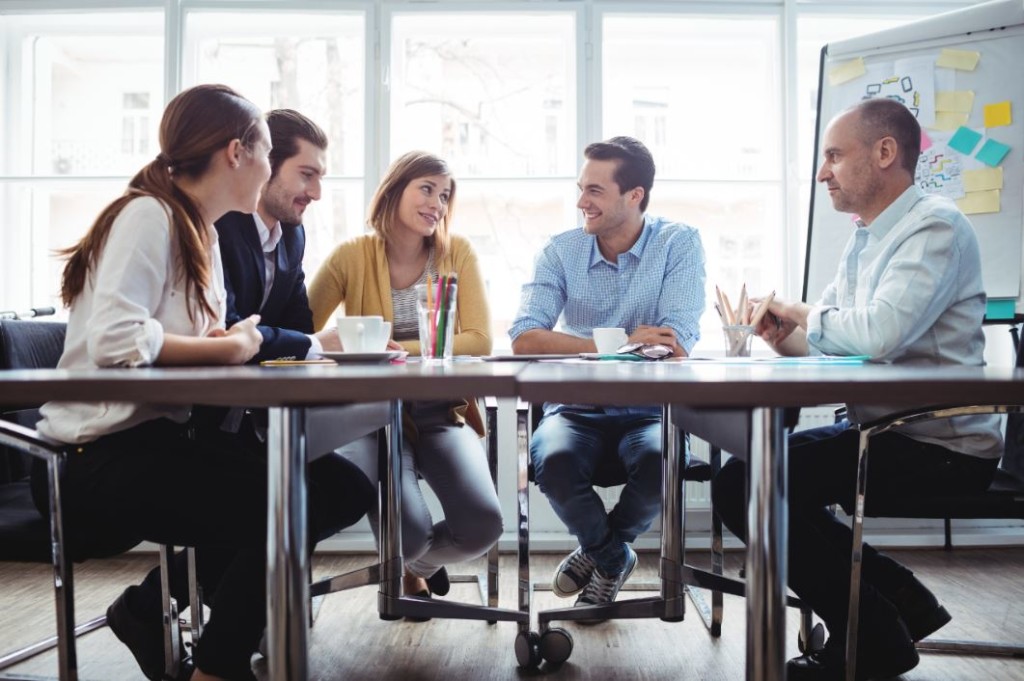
2, 358, 1022, 681
0, 360, 526, 681
516, 358, 1024, 681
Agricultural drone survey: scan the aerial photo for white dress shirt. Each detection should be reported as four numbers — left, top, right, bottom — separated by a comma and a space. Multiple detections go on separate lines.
38, 196, 227, 444
806, 186, 1002, 458
251, 212, 321, 358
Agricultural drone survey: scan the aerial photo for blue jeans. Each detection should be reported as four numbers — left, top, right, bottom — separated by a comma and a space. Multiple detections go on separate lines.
530, 410, 668, 573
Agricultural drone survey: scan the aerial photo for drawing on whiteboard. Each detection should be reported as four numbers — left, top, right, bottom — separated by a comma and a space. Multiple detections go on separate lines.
864, 76, 922, 118
915, 145, 965, 199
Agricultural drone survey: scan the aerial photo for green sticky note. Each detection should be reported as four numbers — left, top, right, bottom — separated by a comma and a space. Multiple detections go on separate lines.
975, 138, 1010, 167
948, 126, 983, 155
986, 299, 1016, 320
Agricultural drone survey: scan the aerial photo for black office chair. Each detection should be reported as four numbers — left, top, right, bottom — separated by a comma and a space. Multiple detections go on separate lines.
843, 326, 1024, 681
0, 319, 197, 681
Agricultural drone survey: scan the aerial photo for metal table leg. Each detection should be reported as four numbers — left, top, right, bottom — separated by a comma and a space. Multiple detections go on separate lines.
746, 407, 787, 681
267, 407, 309, 681
378, 400, 404, 618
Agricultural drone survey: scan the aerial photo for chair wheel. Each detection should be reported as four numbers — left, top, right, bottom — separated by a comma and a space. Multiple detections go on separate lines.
798, 622, 826, 654
514, 631, 541, 669
539, 627, 573, 665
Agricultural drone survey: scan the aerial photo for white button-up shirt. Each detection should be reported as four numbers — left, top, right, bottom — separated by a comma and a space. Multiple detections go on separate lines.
807, 186, 1002, 458
38, 196, 226, 444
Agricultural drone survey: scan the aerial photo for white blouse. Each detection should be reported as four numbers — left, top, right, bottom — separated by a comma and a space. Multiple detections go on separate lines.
38, 196, 227, 444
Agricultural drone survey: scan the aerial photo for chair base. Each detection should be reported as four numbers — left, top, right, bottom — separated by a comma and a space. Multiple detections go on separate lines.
0, 614, 106, 675
917, 639, 1024, 657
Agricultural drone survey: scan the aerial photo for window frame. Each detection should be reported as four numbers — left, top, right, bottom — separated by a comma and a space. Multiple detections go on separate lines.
0, 0, 982, 315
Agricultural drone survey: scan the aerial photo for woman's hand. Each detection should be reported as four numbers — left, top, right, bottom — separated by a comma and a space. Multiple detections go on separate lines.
218, 314, 262, 364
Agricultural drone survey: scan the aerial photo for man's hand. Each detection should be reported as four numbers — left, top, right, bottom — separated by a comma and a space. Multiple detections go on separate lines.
630, 325, 687, 357
753, 299, 794, 346
753, 298, 809, 356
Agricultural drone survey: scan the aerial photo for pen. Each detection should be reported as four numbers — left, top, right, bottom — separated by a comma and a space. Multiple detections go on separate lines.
260, 359, 335, 366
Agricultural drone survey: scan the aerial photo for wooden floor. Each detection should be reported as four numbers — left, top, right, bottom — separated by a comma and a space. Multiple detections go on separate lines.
2, 548, 1024, 680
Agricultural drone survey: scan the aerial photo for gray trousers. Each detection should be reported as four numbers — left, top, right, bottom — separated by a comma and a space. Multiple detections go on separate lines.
337, 401, 503, 578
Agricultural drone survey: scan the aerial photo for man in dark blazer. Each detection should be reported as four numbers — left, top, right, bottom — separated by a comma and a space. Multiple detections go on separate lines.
105, 110, 371, 681
215, 108, 340, 363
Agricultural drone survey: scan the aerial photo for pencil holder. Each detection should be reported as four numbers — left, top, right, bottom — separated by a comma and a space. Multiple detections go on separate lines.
723, 324, 755, 358
415, 281, 458, 363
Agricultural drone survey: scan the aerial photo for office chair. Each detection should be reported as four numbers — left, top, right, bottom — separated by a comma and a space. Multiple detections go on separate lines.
0, 319, 197, 681
843, 326, 1024, 681
308, 401, 517, 630
501, 400, 760, 668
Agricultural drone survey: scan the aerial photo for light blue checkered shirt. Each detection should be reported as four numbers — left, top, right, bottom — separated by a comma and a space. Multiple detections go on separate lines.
509, 214, 706, 415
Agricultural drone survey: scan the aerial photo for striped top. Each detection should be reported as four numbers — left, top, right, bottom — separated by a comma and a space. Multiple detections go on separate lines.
391, 247, 438, 341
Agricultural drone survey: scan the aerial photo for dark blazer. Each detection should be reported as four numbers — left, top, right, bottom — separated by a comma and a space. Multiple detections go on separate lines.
215, 211, 315, 363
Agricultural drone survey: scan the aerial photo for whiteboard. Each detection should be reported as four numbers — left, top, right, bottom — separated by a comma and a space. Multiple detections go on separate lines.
804, 0, 1024, 315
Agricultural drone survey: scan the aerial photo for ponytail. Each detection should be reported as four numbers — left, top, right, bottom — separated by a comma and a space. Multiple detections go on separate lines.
59, 156, 216, 322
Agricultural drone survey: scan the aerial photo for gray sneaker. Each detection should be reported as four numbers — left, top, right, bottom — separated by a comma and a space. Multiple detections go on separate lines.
575, 544, 638, 608
552, 546, 597, 597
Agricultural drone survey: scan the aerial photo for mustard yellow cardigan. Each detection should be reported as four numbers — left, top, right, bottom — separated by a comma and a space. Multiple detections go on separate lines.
307, 232, 492, 436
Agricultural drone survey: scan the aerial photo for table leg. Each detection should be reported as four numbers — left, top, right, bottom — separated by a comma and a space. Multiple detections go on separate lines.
267, 406, 310, 681
659, 404, 685, 620
746, 407, 787, 681
378, 400, 404, 615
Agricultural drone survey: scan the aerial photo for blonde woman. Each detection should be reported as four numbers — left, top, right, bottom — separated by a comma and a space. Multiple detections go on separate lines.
308, 151, 501, 603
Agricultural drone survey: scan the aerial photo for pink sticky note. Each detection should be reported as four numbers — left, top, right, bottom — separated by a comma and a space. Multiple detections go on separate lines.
920, 130, 933, 152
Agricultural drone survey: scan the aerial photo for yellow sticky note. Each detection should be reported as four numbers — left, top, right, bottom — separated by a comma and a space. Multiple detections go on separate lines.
984, 101, 1012, 128
929, 111, 969, 131
935, 90, 974, 113
936, 48, 980, 71
963, 167, 1004, 193
828, 57, 866, 86
956, 189, 1001, 215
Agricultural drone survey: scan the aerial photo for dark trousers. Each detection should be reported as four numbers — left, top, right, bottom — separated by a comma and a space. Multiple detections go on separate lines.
712, 420, 997, 648
33, 417, 373, 680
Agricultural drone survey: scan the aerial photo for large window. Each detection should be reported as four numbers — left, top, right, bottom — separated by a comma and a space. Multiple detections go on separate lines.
183, 9, 365, 279
603, 13, 783, 347
0, 0, 980, 348
389, 10, 577, 342
0, 11, 163, 314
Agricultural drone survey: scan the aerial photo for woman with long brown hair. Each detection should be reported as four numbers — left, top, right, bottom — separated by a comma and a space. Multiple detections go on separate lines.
34, 84, 372, 681
308, 151, 501, 606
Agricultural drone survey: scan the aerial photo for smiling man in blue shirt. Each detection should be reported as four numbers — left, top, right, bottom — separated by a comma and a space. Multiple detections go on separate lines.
510, 136, 705, 611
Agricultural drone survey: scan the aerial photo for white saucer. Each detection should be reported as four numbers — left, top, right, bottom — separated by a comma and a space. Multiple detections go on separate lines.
320, 350, 407, 364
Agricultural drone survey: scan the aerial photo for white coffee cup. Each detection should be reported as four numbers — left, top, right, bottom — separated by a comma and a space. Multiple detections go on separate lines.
593, 327, 628, 354
336, 316, 391, 353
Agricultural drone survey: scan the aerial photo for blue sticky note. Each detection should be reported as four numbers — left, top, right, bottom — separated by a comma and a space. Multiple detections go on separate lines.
986, 299, 1016, 320
975, 138, 1011, 167
948, 126, 983, 155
